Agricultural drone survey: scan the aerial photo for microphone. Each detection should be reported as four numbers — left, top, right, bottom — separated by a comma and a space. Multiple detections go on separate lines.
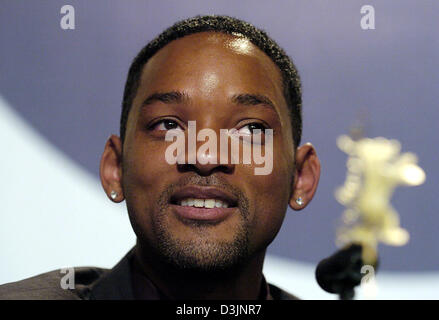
315, 244, 378, 300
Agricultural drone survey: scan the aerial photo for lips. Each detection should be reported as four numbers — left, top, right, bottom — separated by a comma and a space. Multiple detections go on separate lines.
170, 185, 238, 222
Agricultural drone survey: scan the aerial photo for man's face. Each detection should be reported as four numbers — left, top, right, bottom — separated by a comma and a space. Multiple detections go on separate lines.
121, 32, 296, 270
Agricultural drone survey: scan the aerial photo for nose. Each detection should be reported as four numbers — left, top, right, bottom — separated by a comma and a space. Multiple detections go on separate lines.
177, 134, 235, 176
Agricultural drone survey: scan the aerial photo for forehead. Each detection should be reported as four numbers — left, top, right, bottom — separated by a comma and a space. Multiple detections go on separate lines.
135, 32, 286, 110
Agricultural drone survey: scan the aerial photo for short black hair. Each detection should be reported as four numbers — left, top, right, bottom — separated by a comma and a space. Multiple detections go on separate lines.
120, 15, 302, 148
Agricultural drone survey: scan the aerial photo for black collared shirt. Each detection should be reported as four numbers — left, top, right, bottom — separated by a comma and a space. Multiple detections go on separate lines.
129, 249, 296, 300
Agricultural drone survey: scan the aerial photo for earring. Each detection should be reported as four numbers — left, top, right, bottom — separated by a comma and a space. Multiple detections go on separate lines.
296, 197, 304, 206
110, 190, 118, 200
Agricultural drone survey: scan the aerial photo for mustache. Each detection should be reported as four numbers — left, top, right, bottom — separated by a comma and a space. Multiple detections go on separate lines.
158, 174, 250, 217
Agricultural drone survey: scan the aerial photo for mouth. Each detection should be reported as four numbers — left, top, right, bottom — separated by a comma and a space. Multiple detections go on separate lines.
170, 186, 238, 222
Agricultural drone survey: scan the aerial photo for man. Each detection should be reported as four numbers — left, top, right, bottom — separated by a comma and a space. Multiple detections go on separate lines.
0, 15, 320, 300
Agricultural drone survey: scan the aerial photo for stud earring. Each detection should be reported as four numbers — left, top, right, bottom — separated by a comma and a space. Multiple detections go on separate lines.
296, 197, 304, 206
110, 190, 118, 200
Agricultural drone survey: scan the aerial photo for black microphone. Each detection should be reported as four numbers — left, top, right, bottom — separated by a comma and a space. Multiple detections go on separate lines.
315, 244, 378, 300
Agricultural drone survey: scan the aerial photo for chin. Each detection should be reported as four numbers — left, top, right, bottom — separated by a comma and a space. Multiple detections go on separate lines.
155, 231, 251, 273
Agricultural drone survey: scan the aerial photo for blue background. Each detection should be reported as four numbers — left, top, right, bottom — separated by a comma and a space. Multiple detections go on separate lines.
0, 0, 437, 277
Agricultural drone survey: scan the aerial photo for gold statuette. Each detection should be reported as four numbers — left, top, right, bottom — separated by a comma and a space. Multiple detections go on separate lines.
335, 135, 425, 265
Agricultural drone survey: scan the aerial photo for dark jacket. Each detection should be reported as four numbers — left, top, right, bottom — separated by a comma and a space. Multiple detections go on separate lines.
0, 249, 299, 300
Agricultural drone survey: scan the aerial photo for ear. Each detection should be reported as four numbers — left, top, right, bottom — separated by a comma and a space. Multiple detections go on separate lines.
100, 134, 124, 202
289, 143, 321, 211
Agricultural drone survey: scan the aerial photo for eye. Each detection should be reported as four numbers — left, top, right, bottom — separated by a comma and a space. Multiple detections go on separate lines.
150, 119, 184, 131
237, 122, 267, 135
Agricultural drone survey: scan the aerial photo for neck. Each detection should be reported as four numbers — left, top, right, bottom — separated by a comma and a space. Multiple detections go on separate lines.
134, 241, 267, 300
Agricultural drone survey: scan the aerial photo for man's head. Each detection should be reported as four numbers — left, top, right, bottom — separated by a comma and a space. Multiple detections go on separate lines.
100, 15, 320, 273
120, 15, 302, 149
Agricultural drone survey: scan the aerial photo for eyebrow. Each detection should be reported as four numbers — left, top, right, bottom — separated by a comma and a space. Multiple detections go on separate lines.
141, 91, 277, 114
142, 91, 189, 107
230, 93, 276, 111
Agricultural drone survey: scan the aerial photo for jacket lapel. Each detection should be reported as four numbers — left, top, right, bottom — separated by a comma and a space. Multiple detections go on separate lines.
88, 248, 136, 300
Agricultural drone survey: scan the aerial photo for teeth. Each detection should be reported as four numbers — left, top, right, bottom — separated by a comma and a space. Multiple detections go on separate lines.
178, 198, 229, 208
194, 199, 204, 207
204, 199, 215, 208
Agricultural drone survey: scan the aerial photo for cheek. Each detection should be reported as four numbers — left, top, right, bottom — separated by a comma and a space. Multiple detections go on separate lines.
253, 174, 290, 240
246, 150, 293, 248
122, 140, 173, 229
124, 142, 169, 190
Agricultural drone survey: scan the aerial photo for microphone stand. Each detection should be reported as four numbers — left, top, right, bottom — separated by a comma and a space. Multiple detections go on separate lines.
315, 243, 379, 300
